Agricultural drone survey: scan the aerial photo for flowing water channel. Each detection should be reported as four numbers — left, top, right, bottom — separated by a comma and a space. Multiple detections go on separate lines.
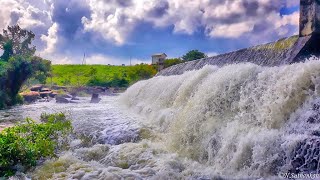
2, 60, 320, 179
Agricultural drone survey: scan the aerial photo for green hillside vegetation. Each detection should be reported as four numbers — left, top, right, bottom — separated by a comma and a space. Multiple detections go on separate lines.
48, 64, 157, 88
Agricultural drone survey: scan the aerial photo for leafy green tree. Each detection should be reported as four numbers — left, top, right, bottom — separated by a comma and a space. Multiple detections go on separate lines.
30, 56, 52, 84
0, 25, 51, 109
0, 25, 36, 60
164, 58, 183, 68
182, 50, 207, 61
0, 40, 13, 61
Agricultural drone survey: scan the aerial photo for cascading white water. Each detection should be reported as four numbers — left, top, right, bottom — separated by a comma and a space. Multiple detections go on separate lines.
120, 59, 320, 178
28, 59, 320, 179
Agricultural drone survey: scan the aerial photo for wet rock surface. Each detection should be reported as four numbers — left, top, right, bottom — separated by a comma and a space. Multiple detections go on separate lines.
90, 93, 101, 103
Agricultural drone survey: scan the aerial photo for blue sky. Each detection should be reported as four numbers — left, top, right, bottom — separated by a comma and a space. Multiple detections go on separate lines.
0, 0, 300, 65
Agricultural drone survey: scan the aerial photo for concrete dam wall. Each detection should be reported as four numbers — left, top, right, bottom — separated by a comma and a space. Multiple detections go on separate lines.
157, 34, 320, 76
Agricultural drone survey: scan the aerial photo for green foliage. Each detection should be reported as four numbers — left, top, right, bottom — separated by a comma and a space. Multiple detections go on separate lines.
1, 40, 13, 61
48, 64, 157, 88
0, 25, 36, 59
87, 74, 129, 87
164, 58, 183, 68
0, 113, 72, 177
0, 25, 51, 109
182, 50, 207, 61
127, 64, 157, 82
30, 56, 52, 84
0, 55, 50, 109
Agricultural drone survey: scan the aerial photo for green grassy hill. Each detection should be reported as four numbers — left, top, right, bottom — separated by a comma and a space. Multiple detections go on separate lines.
47, 64, 157, 88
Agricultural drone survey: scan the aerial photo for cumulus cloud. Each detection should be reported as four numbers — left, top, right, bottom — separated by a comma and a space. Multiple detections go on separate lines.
82, 0, 300, 45
0, 0, 51, 30
41, 23, 59, 55
0, 0, 301, 64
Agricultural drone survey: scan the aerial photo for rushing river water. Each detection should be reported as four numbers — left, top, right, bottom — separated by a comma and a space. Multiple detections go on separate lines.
3, 60, 320, 179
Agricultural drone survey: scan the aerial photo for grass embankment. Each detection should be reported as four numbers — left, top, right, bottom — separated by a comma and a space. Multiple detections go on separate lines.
47, 64, 157, 88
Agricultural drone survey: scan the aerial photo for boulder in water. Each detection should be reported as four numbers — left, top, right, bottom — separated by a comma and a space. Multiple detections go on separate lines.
49, 92, 58, 98
30, 85, 43, 91
90, 93, 101, 103
39, 91, 52, 98
55, 95, 70, 103
20, 91, 40, 103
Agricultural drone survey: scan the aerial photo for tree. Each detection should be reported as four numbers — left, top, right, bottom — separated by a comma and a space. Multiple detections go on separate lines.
0, 25, 36, 61
164, 58, 183, 68
30, 56, 52, 84
0, 25, 51, 109
182, 50, 207, 61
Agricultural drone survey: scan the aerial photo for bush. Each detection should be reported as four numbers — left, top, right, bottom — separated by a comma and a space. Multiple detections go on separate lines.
0, 113, 72, 177
164, 58, 183, 68
182, 50, 207, 61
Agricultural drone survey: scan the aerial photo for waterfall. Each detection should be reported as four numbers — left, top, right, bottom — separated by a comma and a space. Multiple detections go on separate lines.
120, 59, 320, 177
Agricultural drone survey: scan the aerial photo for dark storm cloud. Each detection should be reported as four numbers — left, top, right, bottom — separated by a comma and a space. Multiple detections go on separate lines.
51, 0, 90, 39
242, 1, 259, 16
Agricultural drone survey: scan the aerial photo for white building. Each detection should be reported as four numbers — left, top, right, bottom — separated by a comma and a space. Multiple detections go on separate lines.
152, 53, 167, 65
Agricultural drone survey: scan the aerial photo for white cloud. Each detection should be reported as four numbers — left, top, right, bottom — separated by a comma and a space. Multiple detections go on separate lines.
208, 21, 255, 38
82, 0, 300, 45
207, 52, 219, 57
54, 56, 73, 64
41, 23, 59, 55
0, 0, 51, 30
85, 54, 150, 65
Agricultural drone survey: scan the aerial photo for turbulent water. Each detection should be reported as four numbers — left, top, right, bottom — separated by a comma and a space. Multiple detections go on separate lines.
3, 60, 320, 179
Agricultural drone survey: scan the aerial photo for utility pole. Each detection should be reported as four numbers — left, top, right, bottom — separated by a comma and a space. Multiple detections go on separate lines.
82, 53, 86, 65
130, 56, 132, 66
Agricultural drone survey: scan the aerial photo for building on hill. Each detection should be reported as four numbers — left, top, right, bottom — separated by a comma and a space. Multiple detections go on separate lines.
152, 53, 167, 71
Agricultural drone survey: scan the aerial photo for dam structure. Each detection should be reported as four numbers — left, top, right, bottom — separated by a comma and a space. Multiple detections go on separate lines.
158, 0, 320, 76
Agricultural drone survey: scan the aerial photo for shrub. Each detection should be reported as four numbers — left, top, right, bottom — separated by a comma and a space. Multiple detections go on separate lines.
0, 113, 72, 177
164, 58, 183, 68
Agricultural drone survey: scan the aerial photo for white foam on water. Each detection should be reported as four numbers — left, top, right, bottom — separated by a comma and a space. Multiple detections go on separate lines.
30, 59, 320, 179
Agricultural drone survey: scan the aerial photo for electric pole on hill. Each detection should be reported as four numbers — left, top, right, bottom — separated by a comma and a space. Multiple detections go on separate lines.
130, 56, 132, 66
82, 53, 86, 65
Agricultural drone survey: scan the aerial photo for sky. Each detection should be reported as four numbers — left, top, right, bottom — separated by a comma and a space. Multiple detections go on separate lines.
0, 0, 300, 65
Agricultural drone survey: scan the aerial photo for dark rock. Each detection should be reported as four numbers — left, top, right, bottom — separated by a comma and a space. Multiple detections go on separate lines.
40, 88, 51, 92
30, 85, 43, 91
90, 93, 101, 103
56, 95, 70, 103
49, 92, 58, 98
20, 91, 40, 103
39, 91, 52, 98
